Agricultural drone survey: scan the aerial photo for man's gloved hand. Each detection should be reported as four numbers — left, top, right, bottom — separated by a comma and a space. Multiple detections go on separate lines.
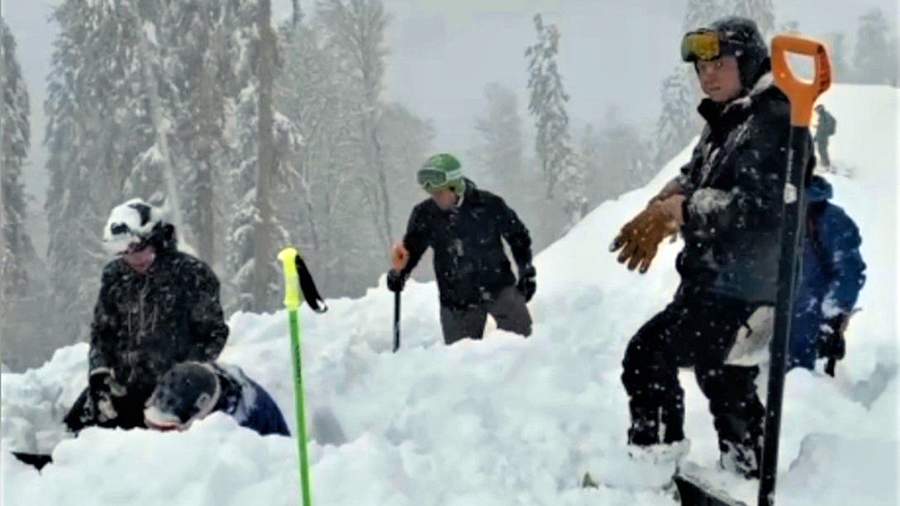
88, 369, 120, 422
387, 269, 406, 293
610, 195, 684, 273
516, 264, 537, 302
817, 313, 849, 361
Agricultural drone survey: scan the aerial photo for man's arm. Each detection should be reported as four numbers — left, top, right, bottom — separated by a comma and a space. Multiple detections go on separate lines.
496, 197, 533, 270
396, 205, 430, 279
186, 264, 229, 362
88, 266, 120, 375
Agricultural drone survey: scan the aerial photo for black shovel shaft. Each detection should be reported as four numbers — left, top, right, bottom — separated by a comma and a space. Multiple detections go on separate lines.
825, 357, 837, 377
758, 127, 811, 506
393, 291, 401, 353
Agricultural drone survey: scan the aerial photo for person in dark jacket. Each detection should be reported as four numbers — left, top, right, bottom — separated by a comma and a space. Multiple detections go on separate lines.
144, 361, 290, 437
610, 18, 815, 479
814, 104, 836, 168
790, 175, 866, 371
387, 153, 536, 345
64, 198, 230, 432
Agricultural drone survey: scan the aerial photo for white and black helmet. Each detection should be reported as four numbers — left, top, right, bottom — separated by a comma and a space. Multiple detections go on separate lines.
103, 198, 166, 255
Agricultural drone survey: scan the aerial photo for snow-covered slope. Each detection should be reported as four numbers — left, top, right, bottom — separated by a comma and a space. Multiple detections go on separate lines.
2, 84, 898, 506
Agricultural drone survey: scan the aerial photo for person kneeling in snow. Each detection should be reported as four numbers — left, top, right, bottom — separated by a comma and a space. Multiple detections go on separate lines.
610, 18, 815, 480
64, 199, 229, 432
789, 175, 866, 372
144, 361, 290, 436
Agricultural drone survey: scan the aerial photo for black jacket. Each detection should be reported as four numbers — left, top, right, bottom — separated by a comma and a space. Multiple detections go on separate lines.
675, 73, 814, 304
88, 238, 229, 398
400, 179, 532, 309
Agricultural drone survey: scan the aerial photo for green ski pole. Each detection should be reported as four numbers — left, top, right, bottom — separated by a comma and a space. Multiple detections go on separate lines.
278, 247, 313, 506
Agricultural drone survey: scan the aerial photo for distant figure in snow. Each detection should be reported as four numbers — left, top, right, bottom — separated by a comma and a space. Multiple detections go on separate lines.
610, 17, 815, 481
789, 175, 866, 372
144, 361, 290, 436
64, 199, 229, 432
387, 153, 536, 345
814, 104, 837, 169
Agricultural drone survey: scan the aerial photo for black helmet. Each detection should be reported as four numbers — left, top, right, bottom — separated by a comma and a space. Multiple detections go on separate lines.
682, 17, 770, 89
144, 362, 221, 430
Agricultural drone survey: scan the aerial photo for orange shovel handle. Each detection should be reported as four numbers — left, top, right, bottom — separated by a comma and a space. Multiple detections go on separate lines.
771, 34, 832, 127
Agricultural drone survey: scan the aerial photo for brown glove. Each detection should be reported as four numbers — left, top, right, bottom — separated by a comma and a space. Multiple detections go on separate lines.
610, 195, 684, 273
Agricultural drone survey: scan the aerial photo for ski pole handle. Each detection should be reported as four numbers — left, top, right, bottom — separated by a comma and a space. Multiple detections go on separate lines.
771, 35, 832, 127
278, 247, 302, 310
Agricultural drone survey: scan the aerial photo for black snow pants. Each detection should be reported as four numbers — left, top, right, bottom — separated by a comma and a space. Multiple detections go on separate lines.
621, 284, 765, 473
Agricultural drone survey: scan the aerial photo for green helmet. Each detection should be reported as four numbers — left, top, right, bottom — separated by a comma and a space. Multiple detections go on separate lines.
417, 153, 466, 196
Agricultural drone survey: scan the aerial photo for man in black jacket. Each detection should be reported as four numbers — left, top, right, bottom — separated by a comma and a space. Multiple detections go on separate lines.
611, 18, 814, 479
64, 198, 230, 432
387, 154, 535, 345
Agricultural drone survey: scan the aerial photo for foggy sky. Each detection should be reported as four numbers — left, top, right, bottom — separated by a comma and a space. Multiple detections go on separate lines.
2, 0, 898, 256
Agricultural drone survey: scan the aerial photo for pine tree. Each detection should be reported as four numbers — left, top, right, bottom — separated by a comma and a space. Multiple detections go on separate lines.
683, 0, 724, 32
45, 0, 130, 347
275, 11, 433, 297
227, 0, 304, 312
823, 32, 852, 83
0, 20, 36, 355
525, 14, 586, 228
161, 0, 247, 264
655, 65, 699, 167
317, 0, 394, 251
729, 0, 775, 39
472, 83, 524, 192
854, 8, 894, 85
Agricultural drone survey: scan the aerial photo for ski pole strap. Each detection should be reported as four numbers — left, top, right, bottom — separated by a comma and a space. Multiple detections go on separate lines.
277, 247, 327, 313
771, 35, 832, 127
295, 254, 328, 313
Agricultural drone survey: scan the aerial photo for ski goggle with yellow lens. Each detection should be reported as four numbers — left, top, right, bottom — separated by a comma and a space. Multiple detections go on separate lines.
417, 167, 462, 192
681, 30, 724, 62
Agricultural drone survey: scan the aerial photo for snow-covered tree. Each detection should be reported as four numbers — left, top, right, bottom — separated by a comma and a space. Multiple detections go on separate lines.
44, 0, 131, 347
729, 0, 775, 39
683, 0, 725, 31
472, 83, 525, 192
0, 20, 35, 345
655, 65, 700, 167
526, 14, 586, 228
823, 32, 852, 84
160, 0, 247, 264
227, 0, 302, 313
0, 20, 32, 296
854, 8, 895, 86
317, 0, 394, 251
275, 12, 433, 297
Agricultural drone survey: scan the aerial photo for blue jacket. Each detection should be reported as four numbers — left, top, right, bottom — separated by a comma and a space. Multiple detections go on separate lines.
216, 365, 290, 437
790, 176, 866, 369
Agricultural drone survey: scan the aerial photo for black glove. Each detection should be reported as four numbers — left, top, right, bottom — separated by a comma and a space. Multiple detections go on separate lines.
387, 269, 406, 293
516, 264, 537, 302
88, 369, 119, 422
817, 314, 848, 361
